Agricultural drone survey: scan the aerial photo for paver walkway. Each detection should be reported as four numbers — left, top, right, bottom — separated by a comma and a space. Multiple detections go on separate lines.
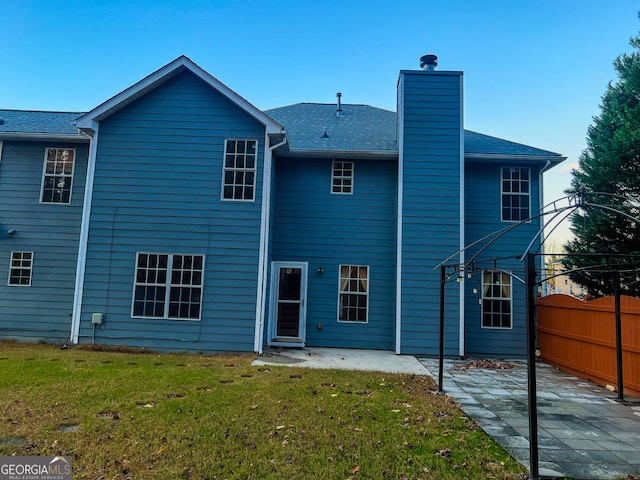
419, 358, 640, 479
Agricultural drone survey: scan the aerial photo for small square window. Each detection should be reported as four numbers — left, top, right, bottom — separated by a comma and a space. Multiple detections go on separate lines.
222, 140, 257, 201
8, 252, 33, 286
332, 160, 354, 194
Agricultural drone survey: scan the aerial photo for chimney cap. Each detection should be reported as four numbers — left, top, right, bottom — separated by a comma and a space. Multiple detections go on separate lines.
420, 54, 438, 70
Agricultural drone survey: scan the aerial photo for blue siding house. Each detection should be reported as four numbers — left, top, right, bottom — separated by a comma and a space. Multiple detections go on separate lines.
0, 55, 564, 357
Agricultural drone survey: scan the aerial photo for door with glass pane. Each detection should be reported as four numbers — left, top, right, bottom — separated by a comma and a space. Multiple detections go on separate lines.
270, 263, 307, 346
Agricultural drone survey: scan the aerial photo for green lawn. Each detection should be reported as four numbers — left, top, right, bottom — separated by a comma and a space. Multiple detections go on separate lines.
0, 342, 526, 479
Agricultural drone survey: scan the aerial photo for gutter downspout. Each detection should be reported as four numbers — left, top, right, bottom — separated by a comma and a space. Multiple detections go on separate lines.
254, 132, 287, 354
538, 160, 552, 295
70, 123, 99, 344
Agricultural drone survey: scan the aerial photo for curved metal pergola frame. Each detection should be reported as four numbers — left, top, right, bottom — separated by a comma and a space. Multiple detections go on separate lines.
434, 191, 640, 480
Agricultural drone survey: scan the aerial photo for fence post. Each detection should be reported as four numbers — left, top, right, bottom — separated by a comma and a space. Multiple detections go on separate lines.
525, 252, 540, 480
614, 272, 624, 402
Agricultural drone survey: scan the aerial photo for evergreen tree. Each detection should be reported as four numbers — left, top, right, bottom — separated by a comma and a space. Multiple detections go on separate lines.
563, 30, 640, 297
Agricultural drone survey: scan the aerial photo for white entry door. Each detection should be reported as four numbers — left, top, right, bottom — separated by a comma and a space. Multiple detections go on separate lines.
269, 262, 307, 346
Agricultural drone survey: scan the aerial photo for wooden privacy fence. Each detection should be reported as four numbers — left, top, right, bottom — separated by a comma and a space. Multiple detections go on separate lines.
537, 293, 640, 398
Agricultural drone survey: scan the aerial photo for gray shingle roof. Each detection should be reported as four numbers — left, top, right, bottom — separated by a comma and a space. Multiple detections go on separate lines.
266, 103, 397, 152
463, 129, 560, 157
1, 106, 563, 160
267, 103, 563, 159
0, 109, 84, 135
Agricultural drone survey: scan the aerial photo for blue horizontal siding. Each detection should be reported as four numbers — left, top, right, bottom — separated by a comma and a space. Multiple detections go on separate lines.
0, 141, 88, 343
399, 71, 462, 355
464, 162, 541, 357
270, 157, 397, 350
79, 70, 266, 353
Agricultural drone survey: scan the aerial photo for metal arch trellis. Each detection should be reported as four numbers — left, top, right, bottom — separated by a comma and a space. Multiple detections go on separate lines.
435, 191, 640, 480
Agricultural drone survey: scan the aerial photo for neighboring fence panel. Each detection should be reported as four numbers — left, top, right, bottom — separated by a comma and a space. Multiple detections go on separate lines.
537, 293, 640, 398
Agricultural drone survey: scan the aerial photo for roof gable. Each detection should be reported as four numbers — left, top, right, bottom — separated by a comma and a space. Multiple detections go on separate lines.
76, 56, 283, 135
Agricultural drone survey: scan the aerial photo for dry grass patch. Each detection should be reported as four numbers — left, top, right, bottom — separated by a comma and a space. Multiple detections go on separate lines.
0, 342, 526, 479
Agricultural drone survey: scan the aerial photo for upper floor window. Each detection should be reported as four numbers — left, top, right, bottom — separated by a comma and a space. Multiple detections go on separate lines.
332, 161, 353, 194
132, 253, 204, 320
338, 265, 368, 322
501, 167, 530, 222
8, 251, 33, 286
481, 270, 512, 329
222, 139, 257, 201
41, 148, 75, 204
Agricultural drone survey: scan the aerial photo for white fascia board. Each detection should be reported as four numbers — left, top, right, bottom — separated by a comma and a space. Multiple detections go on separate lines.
0, 133, 89, 142
465, 153, 566, 165
279, 148, 398, 160
76, 56, 283, 135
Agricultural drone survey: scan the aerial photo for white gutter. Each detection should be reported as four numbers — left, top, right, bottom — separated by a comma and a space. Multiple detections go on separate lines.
0, 133, 89, 142
395, 74, 405, 354
254, 133, 287, 353
70, 123, 99, 343
278, 148, 398, 160
458, 76, 466, 357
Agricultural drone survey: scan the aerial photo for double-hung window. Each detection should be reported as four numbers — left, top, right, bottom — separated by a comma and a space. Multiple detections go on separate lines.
338, 265, 368, 322
8, 252, 33, 286
41, 148, 75, 204
501, 167, 530, 222
132, 253, 204, 320
481, 270, 512, 328
332, 161, 353, 194
222, 139, 257, 201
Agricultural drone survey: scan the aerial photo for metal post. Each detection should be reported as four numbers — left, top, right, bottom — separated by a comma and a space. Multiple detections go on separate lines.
438, 266, 445, 393
614, 272, 624, 402
525, 253, 540, 480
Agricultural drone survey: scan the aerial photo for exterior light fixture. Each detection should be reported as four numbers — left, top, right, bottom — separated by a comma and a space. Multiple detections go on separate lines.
7, 228, 15, 235
317, 267, 324, 273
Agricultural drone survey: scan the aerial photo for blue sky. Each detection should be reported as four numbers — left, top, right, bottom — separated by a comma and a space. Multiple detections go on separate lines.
2, 0, 639, 244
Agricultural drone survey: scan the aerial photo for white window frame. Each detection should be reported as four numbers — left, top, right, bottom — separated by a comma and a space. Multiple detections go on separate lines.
40, 147, 75, 204
8, 251, 34, 286
337, 265, 369, 323
131, 253, 205, 321
331, 160, 354, 195
481, 270, 513, 329
221, 139, 257, 201
501, 166, 530, 222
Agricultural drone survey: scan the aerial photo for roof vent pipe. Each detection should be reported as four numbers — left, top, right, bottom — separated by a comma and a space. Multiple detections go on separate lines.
336, 92, 343, 116
419, 54, 438, 71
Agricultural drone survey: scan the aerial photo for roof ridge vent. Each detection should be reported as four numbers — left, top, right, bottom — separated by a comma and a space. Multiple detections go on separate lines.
336, 92, 343, 116
419, 54, 438, 71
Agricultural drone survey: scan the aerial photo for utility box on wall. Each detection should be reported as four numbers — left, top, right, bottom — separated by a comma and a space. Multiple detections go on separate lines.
91, 313, 104, 325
